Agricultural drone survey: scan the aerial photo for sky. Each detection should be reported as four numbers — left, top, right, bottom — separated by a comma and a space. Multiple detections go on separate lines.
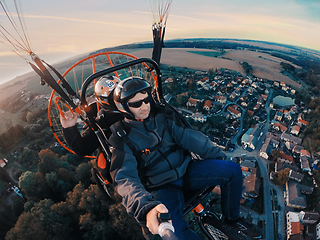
0, 0, 320, 84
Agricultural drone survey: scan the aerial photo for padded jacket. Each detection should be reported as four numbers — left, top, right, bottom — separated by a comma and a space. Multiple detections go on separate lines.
62, 110, 123, 156
108, 106, 226, 224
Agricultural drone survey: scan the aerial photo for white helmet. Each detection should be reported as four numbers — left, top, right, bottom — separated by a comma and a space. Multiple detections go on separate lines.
95, 75, 120, 109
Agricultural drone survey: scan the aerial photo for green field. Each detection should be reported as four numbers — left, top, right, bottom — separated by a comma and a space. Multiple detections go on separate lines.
187, 50, 223, 58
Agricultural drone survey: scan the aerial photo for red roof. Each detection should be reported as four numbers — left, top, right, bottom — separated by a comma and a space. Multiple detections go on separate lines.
279, 152, 293, 162
188, 97, 198, 105
298, 119, 309, 125
227, 106, 240, 115
301, 149, 311, 157
203, 100, 212, 108
247, 110, 254, 115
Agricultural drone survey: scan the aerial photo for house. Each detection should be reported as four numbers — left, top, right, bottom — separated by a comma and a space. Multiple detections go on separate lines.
203, 83, 212, 90
0, 159, 6, 167
281, 133, 302, 145
241, 124, 262, 150
284, 110, 292, 121
210, 81, 218, 88
227, 106, 241, 118
272, 121, 287, 132
191, 112, 206, 123
240, 160, 256, 171
252, 82, 258, 88
243, 168, 261, 198
286, 212, 304, 239
301, 150, 311, 158
300, 156, 311, 172
291, 125, 300, 135
229, 91, 238, 100
299, 211, 319, 224
288, 170, 304, 182
298, 119, 309, 126
186, 97, 198, 107
164, 77, 173, 83
210, 136, 229, 150
285, 142, 304, 154
215, 95, 226, 104
259, 137, 279, 159
269, 102, 274, 109
203, 100, 212, 111
261, 94, 268, 101
282, 85, 289, 91
257, 96, 264, 105
247, 110, 254, 116
298, 113, 304, 121
292, 145, 305, 155
278, 152, 294, 164
290, 105, 299, 115
164, 93, 173, 103
275, 161, 299, 172
285, 181, 307, 209
274, 110, 283, 121
241, 101, 248, 107
253, 103, 260, 111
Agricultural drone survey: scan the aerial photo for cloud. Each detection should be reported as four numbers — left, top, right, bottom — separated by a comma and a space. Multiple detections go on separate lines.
22, 14, 147, 29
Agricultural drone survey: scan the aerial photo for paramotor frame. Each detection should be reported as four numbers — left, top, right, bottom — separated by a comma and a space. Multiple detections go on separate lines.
48, 51, 158, 158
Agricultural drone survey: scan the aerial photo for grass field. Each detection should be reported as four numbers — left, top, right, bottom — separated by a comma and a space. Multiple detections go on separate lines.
187, 50, 222, 58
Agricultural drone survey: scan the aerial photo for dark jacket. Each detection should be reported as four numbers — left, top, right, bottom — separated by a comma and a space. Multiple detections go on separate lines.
62, 110, 123, 156
108, 106, 226, 224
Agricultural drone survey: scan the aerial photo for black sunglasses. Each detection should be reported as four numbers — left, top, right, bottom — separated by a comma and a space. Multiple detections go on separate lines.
128, 96, 150, 108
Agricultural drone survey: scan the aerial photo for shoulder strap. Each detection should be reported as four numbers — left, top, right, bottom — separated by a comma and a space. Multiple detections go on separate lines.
113, 120, 144, 163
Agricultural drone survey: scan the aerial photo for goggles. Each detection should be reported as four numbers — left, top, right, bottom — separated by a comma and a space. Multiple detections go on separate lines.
128, 96, 150, 108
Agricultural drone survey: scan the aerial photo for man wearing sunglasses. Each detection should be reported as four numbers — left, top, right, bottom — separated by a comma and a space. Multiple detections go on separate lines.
109, 77, 261, 240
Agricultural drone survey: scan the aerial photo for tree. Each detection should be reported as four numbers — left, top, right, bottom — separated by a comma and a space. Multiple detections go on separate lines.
270, 149, 280, 162
0, 168, 11, 183
272, 168, 290, 186
19, 171, 48, 201
38, 149, 60, 174
108, 203, 144, 240
75, 162, 93, 188
11, 195, 25, 218
6, 199, 72, 240
241, 61, 253, 75
176, 94, 189, 107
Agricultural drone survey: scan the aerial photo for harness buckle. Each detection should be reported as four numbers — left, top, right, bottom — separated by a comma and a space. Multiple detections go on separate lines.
116, 129, 126, 138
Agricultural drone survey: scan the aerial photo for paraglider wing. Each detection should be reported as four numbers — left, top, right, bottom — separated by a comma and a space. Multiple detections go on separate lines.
149, 0, 172, 65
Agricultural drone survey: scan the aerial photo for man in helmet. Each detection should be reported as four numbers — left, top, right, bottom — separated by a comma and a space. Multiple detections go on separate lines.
60, 75, 123, 156
108, 76, 261, 240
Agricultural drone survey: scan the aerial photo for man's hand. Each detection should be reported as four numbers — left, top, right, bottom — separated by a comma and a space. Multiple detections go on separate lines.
146, 204, 169, 235
60, 110, 78, 128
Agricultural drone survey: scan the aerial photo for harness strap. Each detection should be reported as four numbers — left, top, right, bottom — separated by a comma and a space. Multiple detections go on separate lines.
144, 145, 179, 173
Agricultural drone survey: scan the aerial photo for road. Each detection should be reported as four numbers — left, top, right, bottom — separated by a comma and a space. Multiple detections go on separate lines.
223, 89, 287, 240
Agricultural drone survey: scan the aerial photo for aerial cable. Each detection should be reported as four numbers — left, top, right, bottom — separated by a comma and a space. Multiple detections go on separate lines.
0, 0, 31, 54
0, 0, 82, 115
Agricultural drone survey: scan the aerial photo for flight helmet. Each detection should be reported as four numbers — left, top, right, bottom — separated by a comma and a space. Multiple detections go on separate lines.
113, 76, 152, 119
95, 75, 120, 109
